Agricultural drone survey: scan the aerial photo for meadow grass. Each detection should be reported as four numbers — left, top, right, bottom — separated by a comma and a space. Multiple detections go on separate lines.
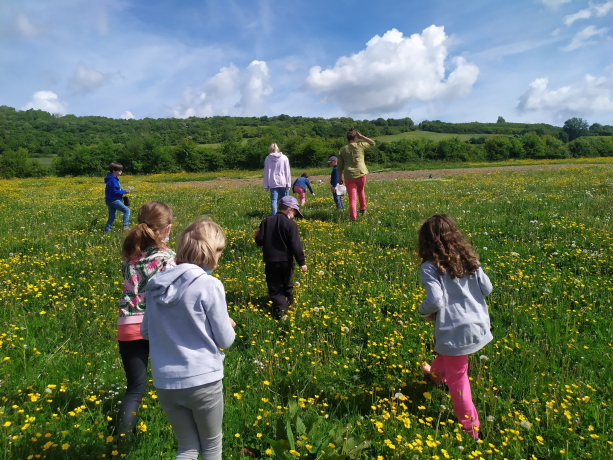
0, 165, 612, 459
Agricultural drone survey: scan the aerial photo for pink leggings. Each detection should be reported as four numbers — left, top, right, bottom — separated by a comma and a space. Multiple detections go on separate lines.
430, 354, 479, 439
344, 175, 366, 221
293, 186, 306, 205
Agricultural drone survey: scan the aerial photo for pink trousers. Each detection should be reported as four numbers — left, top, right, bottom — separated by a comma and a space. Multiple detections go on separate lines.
430, 354, 480, 439
293, 186, 306, 205
344, 175, 366, 221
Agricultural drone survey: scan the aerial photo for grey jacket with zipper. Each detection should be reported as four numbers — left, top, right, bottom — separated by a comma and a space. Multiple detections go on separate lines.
419, 261, 493, 356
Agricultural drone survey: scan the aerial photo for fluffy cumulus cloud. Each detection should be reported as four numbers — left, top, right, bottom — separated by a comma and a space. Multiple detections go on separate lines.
68, 64, 115, 94
236, 61, 273, 116
172, 61, 272, 118
120, 111, 135, 120
564, 1, 613, 26
517, 64, 613, 117
563, 25, 608, 51
303, 26, 479, 115
21, 91, 67, 114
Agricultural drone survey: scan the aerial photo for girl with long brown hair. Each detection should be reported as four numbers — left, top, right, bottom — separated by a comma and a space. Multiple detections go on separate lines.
417, 214, 493, 440
117, 201, 176, 436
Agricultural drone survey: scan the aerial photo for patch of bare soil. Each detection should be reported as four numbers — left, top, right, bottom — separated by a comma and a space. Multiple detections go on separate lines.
164, 163, 604, 189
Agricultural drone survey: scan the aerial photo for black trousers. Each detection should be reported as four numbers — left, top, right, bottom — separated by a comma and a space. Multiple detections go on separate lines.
117, 339, 149, 434
265, 262, 294, 317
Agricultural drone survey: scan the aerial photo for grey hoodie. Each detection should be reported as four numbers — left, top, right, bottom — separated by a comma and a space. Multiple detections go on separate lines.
141, 264, 235, 389
419, 261, 493, 356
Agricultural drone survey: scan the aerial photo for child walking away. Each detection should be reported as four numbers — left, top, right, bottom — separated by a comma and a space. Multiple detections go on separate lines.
263, 143, 292, 215
327, 156, 344, 209
117, 201, 175, 436
142, 218, 235, 460
292, 173, 315, 206
418, 214, 493, 440
255, 196, 307, 319
105, 162, 131, 232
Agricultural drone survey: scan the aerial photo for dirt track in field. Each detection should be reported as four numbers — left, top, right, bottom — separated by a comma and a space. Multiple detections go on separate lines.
164, 163, 607, 189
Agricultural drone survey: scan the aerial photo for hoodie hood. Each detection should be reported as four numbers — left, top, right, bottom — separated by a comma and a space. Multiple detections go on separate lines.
105, 172, 115, 183
145, 263, 206, 307
267, 152, 283, 162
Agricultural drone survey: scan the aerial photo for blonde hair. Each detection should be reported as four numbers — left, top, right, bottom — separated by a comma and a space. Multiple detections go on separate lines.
176, 217, 226, 269
269, 143, 280, 153
122, 201, 173, 260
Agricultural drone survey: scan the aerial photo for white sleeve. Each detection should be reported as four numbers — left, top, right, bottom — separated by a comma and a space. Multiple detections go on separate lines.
419, 263, 445, 317
477, 267, 493, 296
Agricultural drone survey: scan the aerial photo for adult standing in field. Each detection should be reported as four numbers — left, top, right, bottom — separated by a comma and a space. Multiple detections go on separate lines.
263, 143, 292, 215
337, 127, 375, 221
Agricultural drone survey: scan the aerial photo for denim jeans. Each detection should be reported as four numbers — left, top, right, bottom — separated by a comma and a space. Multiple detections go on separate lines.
106, 199, 130, 232
269, 187, 289, 215
331, 188, 344, 209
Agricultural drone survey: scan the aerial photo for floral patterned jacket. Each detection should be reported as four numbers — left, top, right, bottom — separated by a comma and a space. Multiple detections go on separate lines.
118, 246, 176, 326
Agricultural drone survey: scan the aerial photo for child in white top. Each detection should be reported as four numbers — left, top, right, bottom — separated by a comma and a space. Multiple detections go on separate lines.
142, 217, 236, 460
418, 214, 493, 440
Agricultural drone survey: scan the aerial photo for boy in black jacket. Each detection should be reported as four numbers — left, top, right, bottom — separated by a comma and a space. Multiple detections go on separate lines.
255, 196, 307, 318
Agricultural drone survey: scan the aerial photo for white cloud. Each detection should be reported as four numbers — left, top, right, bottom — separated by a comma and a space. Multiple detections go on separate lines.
172, 61, 273, 118
21, 91, 67, 114
303, 26, 479, 115
236, 60, 272, 116
517, 65, 613, 117
541, 0, 572, 8
563, 25, 608, 51
564, 1, 613, 25
172, 63, 240, 118
15, 13, 40, 37
120, 111, 134, 119
68, 63, 115, 94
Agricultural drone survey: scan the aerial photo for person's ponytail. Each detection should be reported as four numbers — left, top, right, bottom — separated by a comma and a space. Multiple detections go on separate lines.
121, 201, 174, 260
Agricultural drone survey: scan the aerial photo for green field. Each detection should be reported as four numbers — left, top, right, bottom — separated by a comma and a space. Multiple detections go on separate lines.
1, 165, 612, 459
374, 131, 495, 142
31, 156, 55, 167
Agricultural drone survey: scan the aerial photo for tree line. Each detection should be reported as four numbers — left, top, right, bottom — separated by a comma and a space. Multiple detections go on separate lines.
0, 105, 612, 178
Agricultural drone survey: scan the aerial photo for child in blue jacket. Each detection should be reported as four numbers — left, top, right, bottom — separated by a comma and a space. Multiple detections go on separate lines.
104, 162, 130, 232
292, 173, 315, 206
328, 156, 344, 209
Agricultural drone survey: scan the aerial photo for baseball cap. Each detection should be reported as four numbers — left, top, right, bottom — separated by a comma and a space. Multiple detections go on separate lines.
327, 156, 338, 163
278, 196, 304, 218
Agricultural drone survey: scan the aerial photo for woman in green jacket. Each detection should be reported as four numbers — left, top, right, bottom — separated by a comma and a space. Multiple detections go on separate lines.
337, 127, 375, 221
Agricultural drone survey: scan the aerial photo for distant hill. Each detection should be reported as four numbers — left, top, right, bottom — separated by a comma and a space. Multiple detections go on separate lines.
0, 105, 611, 178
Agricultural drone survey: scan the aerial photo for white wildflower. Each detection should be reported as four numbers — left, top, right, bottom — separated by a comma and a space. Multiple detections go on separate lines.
520, 419, 532, 430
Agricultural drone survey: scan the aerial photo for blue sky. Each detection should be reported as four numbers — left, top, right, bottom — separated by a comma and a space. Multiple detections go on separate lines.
1, 0, 612, 125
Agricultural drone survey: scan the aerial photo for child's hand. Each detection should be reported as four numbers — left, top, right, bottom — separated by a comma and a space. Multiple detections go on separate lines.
229, 317, 236, 328
424, 315, 435, 321
125, 190, 130, 194
301, 265, 307, 272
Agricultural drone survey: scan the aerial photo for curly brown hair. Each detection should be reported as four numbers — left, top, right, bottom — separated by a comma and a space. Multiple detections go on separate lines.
418, 214, 480, 279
